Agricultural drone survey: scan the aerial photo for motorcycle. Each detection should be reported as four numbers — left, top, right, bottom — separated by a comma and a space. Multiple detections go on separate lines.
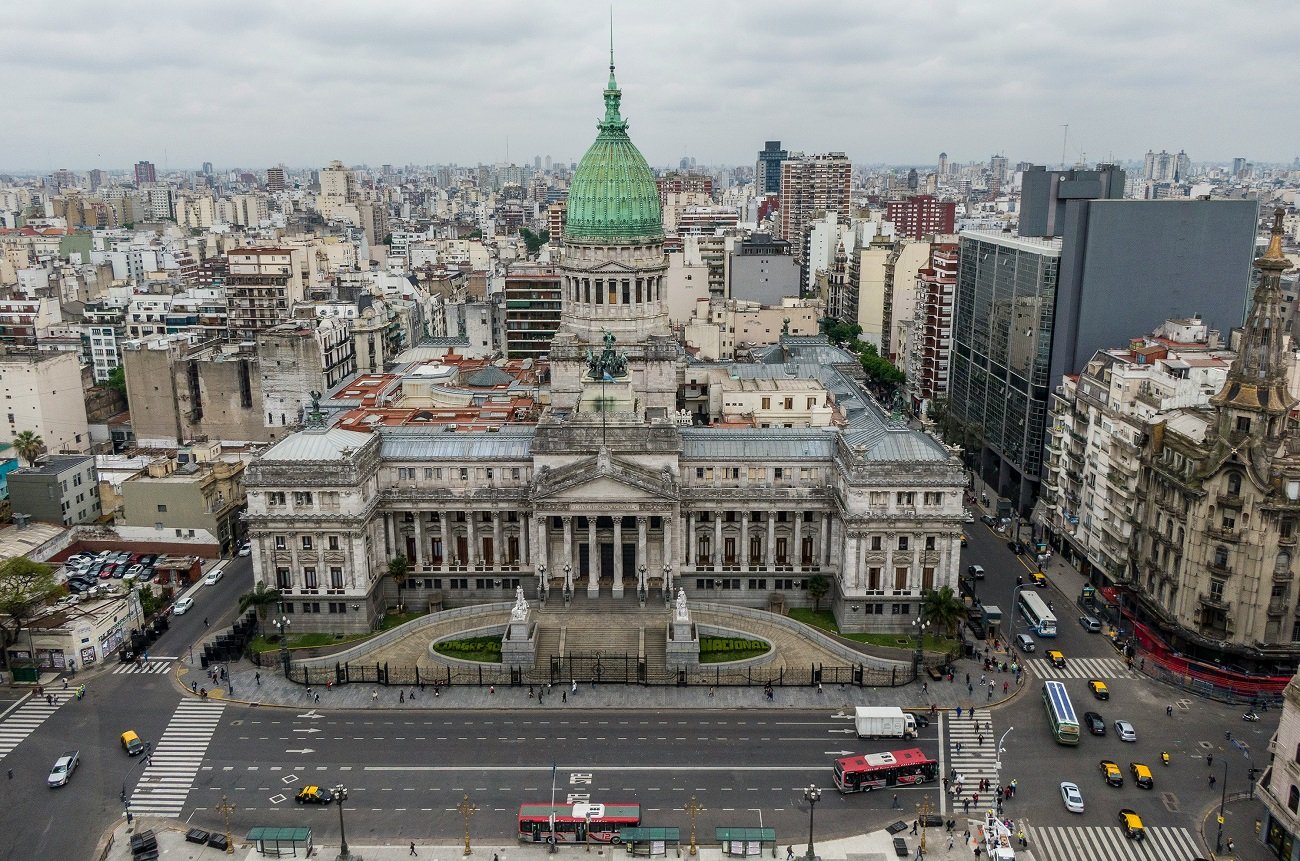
1243, 711, 1260, 722
1160, 751, 1170, 766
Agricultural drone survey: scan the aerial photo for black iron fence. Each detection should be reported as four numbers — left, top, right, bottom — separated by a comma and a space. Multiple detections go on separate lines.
274, 653, 917, 689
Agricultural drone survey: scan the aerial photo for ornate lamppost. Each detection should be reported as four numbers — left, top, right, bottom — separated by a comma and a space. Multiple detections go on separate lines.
457, 794, 479, 856
802, 785, 821, 861
912, 617, 930, 679
537, 562, 547, 604
685, 795, 706, 856
331, 783, 351, 860
272, 614, 291, 678
563, 563, 573, 606
638, 563, 647, 606
663, 562, 672, 605
215, 794, 237, 855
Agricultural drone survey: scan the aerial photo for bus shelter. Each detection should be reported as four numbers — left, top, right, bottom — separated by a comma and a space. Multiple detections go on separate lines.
618, 827, 680, 857
715, 826, 776, 858
245, 827, 313, 857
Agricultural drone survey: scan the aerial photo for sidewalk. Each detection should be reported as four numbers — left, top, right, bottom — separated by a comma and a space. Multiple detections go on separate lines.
1199, 794, 1275, 861
175, 647, 1026, 713
99, 814, 988, 861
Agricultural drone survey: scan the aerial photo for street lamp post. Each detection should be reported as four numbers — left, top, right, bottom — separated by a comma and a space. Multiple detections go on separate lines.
1215, 758, 1230, 853
912, 618, 930, 679
272, 614, 291, 678
119, 741, 153, 831
802, 784, 821, 861
332, 783, 351, 860
994, 726, 1014, 795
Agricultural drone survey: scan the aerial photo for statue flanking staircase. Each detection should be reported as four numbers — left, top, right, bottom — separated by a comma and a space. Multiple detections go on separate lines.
664, 588, 700, 669
500, 586, 538, 670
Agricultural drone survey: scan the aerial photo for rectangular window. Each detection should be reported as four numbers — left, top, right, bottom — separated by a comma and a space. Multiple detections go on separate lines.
459, 468, 469, 481
761, 397, 771, 410
303, 567, 318, 589
328, 535, 340, 550
868, 567, 881, 591
450, 577, 468, 589
425, 468, 435, 480
774, 467, 785, 479
156, 503, 167, 513
871, 535, 883, 551
925, 536, 936, 551
293, 491, 313, 506
748, 578, 767, 590
894, 567, 908, 590
897, 536, 909, 551
276, 568, 291, 589
922, 566, 935, 590
274, 536, 287, 550
301, 602, 321, 614
896, 491, 915, 507
301, 536, 313, 550
330, 567, 344, 589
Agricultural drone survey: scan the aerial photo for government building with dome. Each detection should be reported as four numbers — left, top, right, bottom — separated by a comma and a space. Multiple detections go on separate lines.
243, 58, 966, 635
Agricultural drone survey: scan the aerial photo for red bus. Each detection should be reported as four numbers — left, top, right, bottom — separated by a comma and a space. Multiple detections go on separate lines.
833, 748, 938, 794
518, 802, 642, 844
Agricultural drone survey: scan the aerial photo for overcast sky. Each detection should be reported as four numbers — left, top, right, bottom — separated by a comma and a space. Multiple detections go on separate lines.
4, 0, 1297, 174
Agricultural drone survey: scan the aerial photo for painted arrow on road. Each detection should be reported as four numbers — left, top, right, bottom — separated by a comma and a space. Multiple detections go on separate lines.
292, 728, 322, 734
297, 710, 324, 720
286, 748, 316, 755
828, 728, 856, 734
824, 750, 855, 756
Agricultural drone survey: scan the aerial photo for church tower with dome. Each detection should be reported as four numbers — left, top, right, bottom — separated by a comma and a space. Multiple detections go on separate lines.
548, 50, 682, 418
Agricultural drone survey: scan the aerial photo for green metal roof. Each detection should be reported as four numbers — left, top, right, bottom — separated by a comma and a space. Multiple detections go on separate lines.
564, 59, 663, 245
715, 827, 776, 842
246, 826, 312, 842
620, 828, 681, 841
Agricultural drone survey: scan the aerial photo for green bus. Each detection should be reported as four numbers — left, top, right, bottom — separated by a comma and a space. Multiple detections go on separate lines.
1042, 680, 1080, 745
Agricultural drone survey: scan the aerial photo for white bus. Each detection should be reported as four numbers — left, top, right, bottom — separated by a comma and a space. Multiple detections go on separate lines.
1017, 590, 1057, 637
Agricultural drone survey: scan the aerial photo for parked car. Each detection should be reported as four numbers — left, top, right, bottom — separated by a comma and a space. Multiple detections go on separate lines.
980, 514, 998, 527
1084, 712, 1106, 736
126, 564, 145, 580
1079, 615, 1103, 632
204, 569, 223, 586
237, 542, 251, 557
98, 566, 115, 580
959, 533, 968, 547
48, 751, 79, 787
1059, 781, 1084, 813
173, 596, 195, 615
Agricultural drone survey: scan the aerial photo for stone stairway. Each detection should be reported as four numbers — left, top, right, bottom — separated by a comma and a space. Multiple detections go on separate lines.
643, 627, 668, 675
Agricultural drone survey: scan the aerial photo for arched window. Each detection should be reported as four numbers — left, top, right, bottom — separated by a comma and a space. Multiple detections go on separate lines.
1289, 785, 1300, 812
1228, 473, 1242, 495
1278, 551, 1293, 577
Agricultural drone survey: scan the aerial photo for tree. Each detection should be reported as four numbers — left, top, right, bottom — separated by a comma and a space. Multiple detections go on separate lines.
388, 555, 410, 611
12, 430, 44, 467
919, 585, 966, 639
105, 365, 128, 402
519, 227, 550, 257
238, 581, 284, 622
0, 557, 58, 668
807, 573, 831, 612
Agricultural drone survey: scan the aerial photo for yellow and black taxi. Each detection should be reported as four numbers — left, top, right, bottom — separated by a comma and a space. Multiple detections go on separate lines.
120, 730, 146, 756
1046, 649, 1067, 668
1099, 760, 1123, 787
1118, 808, 1146, 840
960, 533, 969, 547
1029, 571, 1047, 588
296, 785, 345, 805
1087, 679, 1110, 700
1130, 762, 1154, 789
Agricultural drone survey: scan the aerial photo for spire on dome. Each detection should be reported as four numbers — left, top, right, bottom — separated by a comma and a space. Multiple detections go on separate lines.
602, 10, 625, 130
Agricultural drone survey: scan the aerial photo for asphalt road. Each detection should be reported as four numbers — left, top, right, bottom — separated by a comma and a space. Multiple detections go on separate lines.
0, 532, 1279, 858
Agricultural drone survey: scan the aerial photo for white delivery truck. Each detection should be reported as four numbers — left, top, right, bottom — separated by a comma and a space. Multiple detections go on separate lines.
853, 706, 916, 739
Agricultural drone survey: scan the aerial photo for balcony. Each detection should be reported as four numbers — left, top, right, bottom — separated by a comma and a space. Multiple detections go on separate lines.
1268, 599, 1288, 616
1208, 560, 1233, 577
1280, 535, 1297, 547
1198, 592, 1229, 610
1217, 492, 1244, 508
1275, 569, 1293, 584
1207, 526, 1241, 543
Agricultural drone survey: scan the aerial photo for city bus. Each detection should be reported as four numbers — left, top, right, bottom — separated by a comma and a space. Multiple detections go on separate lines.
1017, 590, 1057, 637
518, 802, 641, 844
1042, 680, 1081, 745
832, 747, 939, 794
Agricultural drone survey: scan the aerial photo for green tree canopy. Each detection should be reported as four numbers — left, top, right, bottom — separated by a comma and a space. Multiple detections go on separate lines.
519, 228, 551, 257
238, 581, 284, 621
0, 557, 58, 667
919, 584, 966, 639
11, 430, 44, 467
807, 573, 831, 612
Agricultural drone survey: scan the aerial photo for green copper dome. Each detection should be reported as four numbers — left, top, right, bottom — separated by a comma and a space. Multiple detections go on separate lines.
564, 61, 663, 244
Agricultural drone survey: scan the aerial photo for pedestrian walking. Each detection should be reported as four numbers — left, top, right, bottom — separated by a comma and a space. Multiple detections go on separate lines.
562, 691, 567, 703
988, 687, 993, 700
978, 734, 984, 746
1209, 774, 1217, 788
893, 793, 901, 809
314, 693, 320, 704
911, 820, 918, 835
7, 769, 12, 780
786, 847, 794, 861
942, 778, 950, 792
956, 706, 962, 718
1167, 704, 1174, 717
489, 685, 495, 695
1228, 838, 1235, 852
1208, 754, 1213, 767
817, 682, 823, 694
410, 841, 418, 855
970, 709, 976, 721
62, 678, 68, 690
973, 793, 979, 806
947, 835, 954, 850
980, 673, 986, 686
255, 672, 261, 686
400, 690, 405, 703
968, 683, 974, 694
46, 694, 53, 705
1010, 779, 1017, 796
572, 679, 578, 694
371, 690, 379, 702
1002, 681, 1009, 694
965, 673, 971, 685
963, 798, 970, 814
922, 681, 928, 694
955, 741, 962, 752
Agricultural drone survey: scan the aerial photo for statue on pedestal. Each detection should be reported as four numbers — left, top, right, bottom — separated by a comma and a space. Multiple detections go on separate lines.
510, 585, 529, 621
674, 588, 690, 623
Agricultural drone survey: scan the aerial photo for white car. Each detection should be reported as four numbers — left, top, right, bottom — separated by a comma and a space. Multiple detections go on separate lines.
237, 543, 251, 557
48, 751, 79, 787
1060, 781, 1084, 813
204, 569, 223, 586
125, 564, 145, 580
173, 596, 195, 615
1115, 719, 1138, 742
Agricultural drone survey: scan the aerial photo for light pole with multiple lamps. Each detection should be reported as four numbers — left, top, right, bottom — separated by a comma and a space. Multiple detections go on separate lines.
912, 617, 930, 678
215, 794, 237, 855
802, 784, 821, 861
457, 794, 479, 856
272, 613, 291, 677
331, 783, 351, 860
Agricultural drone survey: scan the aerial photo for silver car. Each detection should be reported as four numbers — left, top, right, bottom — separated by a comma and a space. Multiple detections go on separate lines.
48, 751, 79, 787
1114, 719, 1137, 742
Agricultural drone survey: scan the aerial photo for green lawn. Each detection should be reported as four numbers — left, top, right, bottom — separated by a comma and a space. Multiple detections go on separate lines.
787, 608, 955, 651
432, 636, 502, 663
248, 611, 422, 653
698, 636, 771, 664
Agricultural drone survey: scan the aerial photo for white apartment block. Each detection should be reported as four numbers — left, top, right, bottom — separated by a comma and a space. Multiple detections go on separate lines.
0, 350, 91, 455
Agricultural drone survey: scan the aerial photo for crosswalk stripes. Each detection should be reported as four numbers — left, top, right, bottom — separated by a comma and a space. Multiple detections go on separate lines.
111, 660, 174, 675
128, 699, 225, 817
0, 693, 69, 761
1028, 824, 1200, 861
1023, 656, 1138, 680
945, 708, 1002, 808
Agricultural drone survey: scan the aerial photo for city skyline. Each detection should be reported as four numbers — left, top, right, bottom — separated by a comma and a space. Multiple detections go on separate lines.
3, 0, 1299, 172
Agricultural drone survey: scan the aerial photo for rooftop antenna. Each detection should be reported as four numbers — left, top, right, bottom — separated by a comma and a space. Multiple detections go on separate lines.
1059, 124, 1069, 170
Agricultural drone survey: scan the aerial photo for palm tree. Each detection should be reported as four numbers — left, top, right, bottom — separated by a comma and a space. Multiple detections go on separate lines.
919, 585, 966, 639
807, 573, 830, 613
238, 582, 283, 622
388, 555, 410, 611
12, 430, 44, 467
